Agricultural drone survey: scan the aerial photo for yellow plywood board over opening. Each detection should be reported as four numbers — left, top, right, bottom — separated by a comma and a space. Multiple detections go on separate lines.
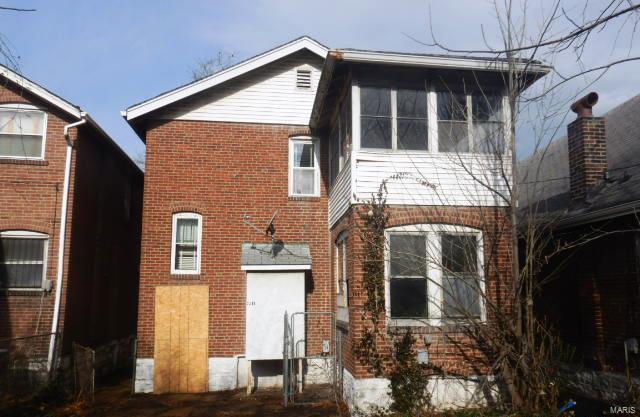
154, 285, 208, 393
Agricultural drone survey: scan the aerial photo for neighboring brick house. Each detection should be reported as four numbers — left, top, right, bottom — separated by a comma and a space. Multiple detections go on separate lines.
0, 65, 143, 377
519, 93, 640, 402
123, 36, 548, 412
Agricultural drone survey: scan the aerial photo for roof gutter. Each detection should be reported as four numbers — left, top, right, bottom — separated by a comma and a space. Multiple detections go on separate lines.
334, 50, 552, 74
48, 116, 87, 372
555, 200, 640, 229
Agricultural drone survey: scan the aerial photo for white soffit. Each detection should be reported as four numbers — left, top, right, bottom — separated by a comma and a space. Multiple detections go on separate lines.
124, 36, 328, 121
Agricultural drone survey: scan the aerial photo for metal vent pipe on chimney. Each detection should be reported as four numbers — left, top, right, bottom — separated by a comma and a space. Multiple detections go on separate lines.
570, 92, 599, 118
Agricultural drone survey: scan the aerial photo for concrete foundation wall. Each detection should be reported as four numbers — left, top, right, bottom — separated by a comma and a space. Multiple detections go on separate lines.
134, 357, 332, 393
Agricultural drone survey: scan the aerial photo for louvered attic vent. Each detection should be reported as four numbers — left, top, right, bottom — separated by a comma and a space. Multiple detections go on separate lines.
296, 69, 312, 89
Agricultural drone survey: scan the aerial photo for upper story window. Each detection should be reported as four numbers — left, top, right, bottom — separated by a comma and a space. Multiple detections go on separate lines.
397, 88, 428, 150
289, 137, 320, 197
0, 104, 47, 160
329, 95, 352, 185
0, 231, 48, 289
386, 224, 484, 326
437, 91, 468, 153
171, 212, 202, 275
472, 93, 504, 154
360, 87, 392, 149
360, 86, 428, 151
437, 91, 504, 154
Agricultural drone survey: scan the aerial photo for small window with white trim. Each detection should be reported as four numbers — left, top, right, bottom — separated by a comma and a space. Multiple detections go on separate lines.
289, 137, 320, 197
0, 104, 47, 160
171, 212, 202, 275
0, 231, 48, 289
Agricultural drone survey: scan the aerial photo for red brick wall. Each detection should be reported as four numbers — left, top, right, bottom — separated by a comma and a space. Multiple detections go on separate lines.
136, 120, 331, 359
568, 116, 607, 202
331, 204, 514, 379
0, 81, 76, 349
537, 219, 640, 372
0, 79, 143, 357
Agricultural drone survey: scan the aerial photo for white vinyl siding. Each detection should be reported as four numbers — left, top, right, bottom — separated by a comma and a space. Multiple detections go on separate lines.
0, 231, 48, 289
171, 213, 202, 275
159, 51, 323, 126
0, 104, 47, 160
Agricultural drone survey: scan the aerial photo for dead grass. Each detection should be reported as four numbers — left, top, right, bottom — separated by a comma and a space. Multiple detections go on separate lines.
0, 378, 342, 417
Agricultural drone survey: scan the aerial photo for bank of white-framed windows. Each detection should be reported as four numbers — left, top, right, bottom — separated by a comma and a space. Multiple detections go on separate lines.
384, 224, 486, 327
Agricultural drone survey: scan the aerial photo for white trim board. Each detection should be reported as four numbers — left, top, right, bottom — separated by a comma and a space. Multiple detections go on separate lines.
123, 36, 328, 121
0, 65, 81, 119
240, 264, 311, 271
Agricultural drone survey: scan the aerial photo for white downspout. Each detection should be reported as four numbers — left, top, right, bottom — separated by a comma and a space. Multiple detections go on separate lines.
47, 116, 87, 372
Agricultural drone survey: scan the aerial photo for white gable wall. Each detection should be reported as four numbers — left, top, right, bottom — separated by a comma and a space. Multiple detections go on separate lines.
158, 50, 323, 126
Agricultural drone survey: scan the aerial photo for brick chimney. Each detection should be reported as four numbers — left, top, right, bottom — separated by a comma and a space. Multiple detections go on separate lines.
567, 92, 607, 202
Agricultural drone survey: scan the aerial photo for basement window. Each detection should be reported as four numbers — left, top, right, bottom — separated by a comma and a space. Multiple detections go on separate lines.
296, 69, 312, 89
0, 104, 47, 160
0, 231, 48, 289
171, 212, 202, 275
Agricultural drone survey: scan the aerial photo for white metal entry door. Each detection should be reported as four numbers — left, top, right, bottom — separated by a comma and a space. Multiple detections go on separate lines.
245, 271, 305, 360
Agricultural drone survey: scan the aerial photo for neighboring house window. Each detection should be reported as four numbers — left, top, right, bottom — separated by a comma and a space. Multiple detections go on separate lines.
335, 232, 349, 306
289, 137, 320, 196
0, 231, 48, 289
360, 86, 428, 151
386, 224, 484, 325
171, 213, 202, 275
0, 104, 47, 160
437, 91, 505, 154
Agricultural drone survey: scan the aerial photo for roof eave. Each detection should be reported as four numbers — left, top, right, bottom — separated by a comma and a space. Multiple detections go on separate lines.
336, 50, 552, 74
0, 65, 82, 120
123, 36, 329, 123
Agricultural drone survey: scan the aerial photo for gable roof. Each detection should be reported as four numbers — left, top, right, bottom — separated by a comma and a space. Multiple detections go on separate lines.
0, 64, 142, 173
518, 93, 640, 226
122, 36, 328, 122
1, 64, 82, 119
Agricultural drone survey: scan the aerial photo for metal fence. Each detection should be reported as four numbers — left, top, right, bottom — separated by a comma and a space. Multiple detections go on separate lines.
0, 333, 58, 395
283, 311, 337, 407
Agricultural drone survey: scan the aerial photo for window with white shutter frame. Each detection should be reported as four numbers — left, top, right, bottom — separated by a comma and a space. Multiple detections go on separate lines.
171, 212, 202, 275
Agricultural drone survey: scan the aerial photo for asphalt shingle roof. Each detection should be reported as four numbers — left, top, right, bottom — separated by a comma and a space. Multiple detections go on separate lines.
518, 93, 640, 220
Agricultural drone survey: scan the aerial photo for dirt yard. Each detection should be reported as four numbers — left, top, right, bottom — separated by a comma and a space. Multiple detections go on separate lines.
1, 378, 343, 417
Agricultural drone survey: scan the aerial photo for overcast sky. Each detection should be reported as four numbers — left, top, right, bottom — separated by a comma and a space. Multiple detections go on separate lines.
1, 0, 638, 161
